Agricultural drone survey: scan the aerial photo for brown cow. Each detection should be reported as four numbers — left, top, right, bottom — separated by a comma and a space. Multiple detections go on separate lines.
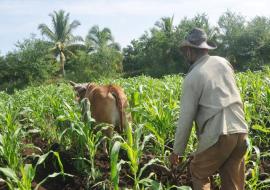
70, 81, 131, 153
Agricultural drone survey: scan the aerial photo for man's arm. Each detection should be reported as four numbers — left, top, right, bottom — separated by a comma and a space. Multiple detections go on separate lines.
173, 77, 200, 156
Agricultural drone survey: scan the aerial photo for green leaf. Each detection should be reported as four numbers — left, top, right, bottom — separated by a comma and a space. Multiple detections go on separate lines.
139, 177, 162, 190
138, 158, 161, 179
0, 167, 18, 182
259, 178, 270, 184
168, 185, 192, 190
141, 134, 155, 152
21, 164, 35, 182
126, 124, 133, 147
36, 151, 51, 166
53, 152, 64, 173
252, 124, 270, 133
110, 141, 122, 190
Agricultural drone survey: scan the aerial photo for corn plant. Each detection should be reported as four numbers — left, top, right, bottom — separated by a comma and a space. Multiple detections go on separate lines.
0, 68, 269, 189
0, 151, 70, 190
0, 103, 22, 171
245, 137, 270, 190
58, 98, 106, 182
110, 124, 163, 190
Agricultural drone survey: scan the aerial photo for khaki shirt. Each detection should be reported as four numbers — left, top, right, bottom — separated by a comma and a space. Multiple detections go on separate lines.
173, 55, 248, 156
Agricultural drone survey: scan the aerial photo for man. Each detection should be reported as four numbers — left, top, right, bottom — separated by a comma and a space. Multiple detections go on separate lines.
169, 28, 249, 190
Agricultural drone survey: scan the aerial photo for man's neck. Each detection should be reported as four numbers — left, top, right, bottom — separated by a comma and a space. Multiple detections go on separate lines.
189, 53, 208, 65
194, 53, 208, 62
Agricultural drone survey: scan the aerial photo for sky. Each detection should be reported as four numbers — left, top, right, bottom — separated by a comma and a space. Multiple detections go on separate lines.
0, 0, 270, 55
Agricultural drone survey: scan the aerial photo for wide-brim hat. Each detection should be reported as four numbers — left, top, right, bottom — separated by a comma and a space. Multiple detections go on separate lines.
180, 28, 217, 50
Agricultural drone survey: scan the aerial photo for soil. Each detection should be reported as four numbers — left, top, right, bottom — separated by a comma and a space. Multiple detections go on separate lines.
19, 133, 190, 189
8, 133, 268, 190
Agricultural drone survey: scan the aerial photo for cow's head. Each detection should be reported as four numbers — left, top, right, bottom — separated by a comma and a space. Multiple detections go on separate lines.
69, 81, 88, 102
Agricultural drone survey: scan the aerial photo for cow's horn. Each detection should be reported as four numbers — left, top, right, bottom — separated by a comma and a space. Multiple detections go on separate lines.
69, 81, 77, 86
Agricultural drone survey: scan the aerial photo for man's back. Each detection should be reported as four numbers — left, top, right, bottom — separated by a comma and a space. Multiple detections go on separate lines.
171, 28, 248, 190
185, 55, 248, 153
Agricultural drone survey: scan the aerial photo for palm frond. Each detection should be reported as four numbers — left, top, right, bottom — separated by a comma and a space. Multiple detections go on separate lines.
38, 24, 56, 41
109, 42, 121, 51
86, 25, 117, 50
64, 49, 75, 58
89, 25, 100, 35
53, 10, 66, 42
49, 46, 60, 57
68, 35, 84, 44
67, 20, 81, 35
103, 27, 112, 35
102, 27, 113, 42
66, 43, 87, 52
86, 26, 100, 47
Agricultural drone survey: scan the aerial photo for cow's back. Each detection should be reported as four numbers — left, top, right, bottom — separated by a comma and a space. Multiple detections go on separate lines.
84, 83, 130, 134
93, 87, 119, 123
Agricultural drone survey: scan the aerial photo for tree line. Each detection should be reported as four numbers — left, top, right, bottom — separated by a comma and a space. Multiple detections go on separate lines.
0, 10, 270, 92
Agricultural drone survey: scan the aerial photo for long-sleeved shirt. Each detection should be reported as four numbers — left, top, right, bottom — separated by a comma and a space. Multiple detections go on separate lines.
173, 54, 248, 156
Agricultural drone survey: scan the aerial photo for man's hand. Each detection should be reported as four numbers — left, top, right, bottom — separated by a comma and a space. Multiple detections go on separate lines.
169, 152, 182, 167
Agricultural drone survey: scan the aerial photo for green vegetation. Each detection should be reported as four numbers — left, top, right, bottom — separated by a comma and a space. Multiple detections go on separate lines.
38, 9, 84, 76
1, 10, 270, 92
123, 12, 270, 76
0, 8, 270, 189
0, 69, 269, 189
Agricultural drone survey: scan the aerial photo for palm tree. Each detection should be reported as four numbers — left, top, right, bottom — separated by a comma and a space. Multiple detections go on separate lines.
38, 10, 83, 76
154, 16, 175, 36
85, 25, 120, 52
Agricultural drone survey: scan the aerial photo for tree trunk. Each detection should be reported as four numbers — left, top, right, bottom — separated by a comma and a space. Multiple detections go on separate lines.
60, 52, 66, 77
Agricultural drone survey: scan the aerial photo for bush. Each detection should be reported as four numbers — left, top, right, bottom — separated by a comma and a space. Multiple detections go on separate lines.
65, 47, 123, 83
0, 37, 58, 93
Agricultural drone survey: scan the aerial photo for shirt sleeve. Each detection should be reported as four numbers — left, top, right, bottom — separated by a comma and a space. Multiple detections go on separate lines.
173, 77, 201, 156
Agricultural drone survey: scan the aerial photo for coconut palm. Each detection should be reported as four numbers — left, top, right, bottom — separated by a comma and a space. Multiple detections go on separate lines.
85, 25, 120, 52
154, 16, 175, 36
38, 10, 83, 76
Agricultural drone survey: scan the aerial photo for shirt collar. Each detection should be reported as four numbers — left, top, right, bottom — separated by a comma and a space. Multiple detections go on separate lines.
187, 54, 210, 73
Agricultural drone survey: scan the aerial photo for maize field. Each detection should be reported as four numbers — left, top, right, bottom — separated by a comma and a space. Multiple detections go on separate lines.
0, 68, 269, 189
